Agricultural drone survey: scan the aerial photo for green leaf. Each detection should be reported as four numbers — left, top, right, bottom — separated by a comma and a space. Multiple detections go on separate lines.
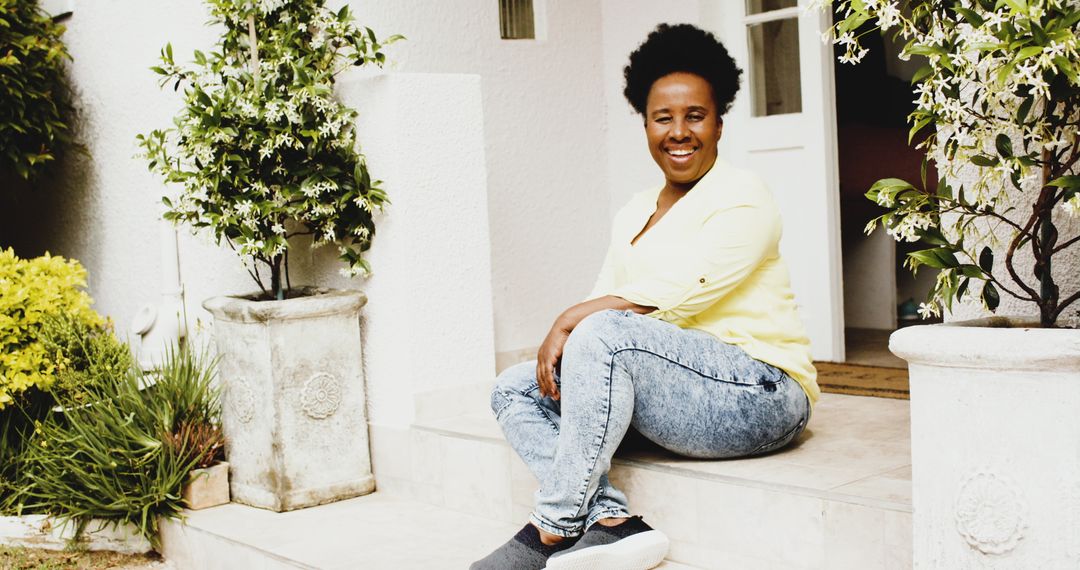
911, 64, 934, 85
979, 246, 994, 273
995, 134, 1013, 158
908, 247, 960, 269
958, 264, 984, 279
970, 155, 999, 167
953, 7, 985, 26
909, 116, 932, 144
1054, 56, 1078, 84
1048, 175, 1080, 188
1016, 46, 1043, 60
982, 281, 1000, 311
1002, 0, 1028, 14
1016, 97, 1034, 123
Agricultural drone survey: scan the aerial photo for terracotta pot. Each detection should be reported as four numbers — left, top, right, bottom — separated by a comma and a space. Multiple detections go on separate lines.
182, 461, 230, 510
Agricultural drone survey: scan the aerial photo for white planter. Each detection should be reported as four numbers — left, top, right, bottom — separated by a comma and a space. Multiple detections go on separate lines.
890, 317, 1080, 568
203, 288, 375, 512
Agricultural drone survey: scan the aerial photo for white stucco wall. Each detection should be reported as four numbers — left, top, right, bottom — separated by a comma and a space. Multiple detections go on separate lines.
356, 0, 611, 357
10, 0, 614, 367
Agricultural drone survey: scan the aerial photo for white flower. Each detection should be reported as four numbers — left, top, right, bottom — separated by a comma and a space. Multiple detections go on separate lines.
1064, 195, 1080, 217
917, 302, 940, 319
877, 2, 902, 31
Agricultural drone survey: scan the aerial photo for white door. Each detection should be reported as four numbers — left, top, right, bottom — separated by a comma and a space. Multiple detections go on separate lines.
704, 0, 844, 362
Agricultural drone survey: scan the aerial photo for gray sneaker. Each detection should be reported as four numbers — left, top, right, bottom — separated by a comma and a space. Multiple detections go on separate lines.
470, 523, 579, 570
544, 516, 669, 570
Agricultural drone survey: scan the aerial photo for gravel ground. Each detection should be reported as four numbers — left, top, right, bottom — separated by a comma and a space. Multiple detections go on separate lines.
0, 547, 173, 569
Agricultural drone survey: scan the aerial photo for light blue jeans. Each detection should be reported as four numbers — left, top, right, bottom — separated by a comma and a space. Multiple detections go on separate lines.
490, 310, 810, 538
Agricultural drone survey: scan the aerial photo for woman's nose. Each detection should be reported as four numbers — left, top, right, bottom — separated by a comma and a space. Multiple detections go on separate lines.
669, 118, 690, 141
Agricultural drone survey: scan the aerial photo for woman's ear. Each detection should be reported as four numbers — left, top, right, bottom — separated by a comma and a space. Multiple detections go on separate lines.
717, 118, 724, 141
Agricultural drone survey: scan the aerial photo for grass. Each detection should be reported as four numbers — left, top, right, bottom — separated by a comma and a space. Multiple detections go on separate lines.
0, 546, 164, 569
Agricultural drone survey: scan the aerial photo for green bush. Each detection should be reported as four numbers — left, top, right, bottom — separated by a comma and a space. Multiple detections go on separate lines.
0, 315, 132, 509
0, 248, 102, 409
12, 347, 221, 546
39, 314, 134, 407
0, 0, 75, 181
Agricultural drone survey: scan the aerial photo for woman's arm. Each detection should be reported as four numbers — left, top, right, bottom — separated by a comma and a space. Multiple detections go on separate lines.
536, 295, 656, 400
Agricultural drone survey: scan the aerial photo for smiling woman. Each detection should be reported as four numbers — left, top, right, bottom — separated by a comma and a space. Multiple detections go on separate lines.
471, 23, 818, 570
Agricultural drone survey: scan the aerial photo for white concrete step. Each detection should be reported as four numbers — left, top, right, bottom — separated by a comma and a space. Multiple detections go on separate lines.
159, 493, 698, 569
375, 393, 912, 570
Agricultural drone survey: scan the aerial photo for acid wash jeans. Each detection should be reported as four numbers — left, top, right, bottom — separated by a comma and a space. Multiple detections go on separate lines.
490, 309, 810, 538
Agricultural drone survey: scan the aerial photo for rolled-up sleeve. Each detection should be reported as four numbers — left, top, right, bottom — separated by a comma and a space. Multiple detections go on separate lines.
584, 244, 618, 301
608, 200, 779, 322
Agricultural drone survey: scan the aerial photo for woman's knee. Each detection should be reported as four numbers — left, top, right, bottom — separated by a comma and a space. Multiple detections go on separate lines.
565, 309, 627, 355
490, 360, 537, 417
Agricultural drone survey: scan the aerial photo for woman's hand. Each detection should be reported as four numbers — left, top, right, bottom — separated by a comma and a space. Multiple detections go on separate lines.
536, 318, 571, 400
534, 297, 657, 400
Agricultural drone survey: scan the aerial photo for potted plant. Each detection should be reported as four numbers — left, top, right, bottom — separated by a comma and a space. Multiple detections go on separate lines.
169, 418, 228, 510
138, 0, 400, 511
819, 1, 1080, 566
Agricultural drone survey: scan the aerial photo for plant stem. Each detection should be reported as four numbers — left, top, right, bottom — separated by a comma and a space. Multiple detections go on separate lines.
247, 13, 260, 89
1037, 149, 1059, 326
270, 255, 283, 300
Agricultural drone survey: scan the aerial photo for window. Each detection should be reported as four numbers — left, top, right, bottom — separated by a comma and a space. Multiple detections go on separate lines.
499, 0, 535, 40
745, 0, 802, 116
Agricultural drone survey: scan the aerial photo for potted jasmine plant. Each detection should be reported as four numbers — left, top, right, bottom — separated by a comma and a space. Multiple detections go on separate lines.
139, 0, 400, 512
820, 0, 1080, 566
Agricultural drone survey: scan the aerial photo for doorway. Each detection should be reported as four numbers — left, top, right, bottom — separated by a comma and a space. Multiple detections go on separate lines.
832, 24, 936, 387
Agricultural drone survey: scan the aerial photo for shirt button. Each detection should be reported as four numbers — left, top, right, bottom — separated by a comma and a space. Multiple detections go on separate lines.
699, 277, 706, 284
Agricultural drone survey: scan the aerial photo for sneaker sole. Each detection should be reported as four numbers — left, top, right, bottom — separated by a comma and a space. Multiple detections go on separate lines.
543, 529, 669, 570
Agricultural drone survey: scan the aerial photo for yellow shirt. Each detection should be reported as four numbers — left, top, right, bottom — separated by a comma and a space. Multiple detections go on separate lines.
588, 158, 819, 404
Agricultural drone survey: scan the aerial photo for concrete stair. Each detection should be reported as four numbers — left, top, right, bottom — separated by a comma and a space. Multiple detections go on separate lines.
161, 393, 911, 569
160, 494, 698, 569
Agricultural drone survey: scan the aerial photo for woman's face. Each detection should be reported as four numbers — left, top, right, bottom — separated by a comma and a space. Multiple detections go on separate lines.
644, 72, 723, 190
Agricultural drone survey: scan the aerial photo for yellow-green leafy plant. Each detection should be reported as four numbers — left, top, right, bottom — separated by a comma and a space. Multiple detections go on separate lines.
0, 249, 101, 409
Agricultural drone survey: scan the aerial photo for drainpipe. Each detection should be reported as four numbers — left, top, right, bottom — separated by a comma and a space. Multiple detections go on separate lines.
130, 219, 187, 370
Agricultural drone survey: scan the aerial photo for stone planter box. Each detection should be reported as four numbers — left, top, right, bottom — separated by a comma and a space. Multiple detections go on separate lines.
182, 461, 230, 510
890, 317, 1080, 568
203, 288, 374, 512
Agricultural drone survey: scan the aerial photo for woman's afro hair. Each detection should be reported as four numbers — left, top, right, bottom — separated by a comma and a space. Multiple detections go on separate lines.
623, 23, 743, 117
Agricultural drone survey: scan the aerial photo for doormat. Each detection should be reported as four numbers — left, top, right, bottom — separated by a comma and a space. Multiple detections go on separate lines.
815, 361, 909, 400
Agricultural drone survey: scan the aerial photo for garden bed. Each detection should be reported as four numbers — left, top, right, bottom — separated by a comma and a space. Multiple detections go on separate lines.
0, 514, 151, 553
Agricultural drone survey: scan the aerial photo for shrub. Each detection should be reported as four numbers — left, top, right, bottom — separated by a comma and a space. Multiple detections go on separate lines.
0, 315, 132, 507
0, 249, 102, 409
139, 0, 402, 299
39, 314, 134, 407
0, 0, 75, 181
13, 347, 221, 546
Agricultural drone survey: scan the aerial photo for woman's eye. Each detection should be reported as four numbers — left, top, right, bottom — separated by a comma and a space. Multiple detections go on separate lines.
654, 117, 671, 124
688, 114, 704, 121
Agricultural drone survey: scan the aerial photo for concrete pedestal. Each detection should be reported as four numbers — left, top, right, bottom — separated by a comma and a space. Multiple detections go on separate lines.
891, 318, 1080, 568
